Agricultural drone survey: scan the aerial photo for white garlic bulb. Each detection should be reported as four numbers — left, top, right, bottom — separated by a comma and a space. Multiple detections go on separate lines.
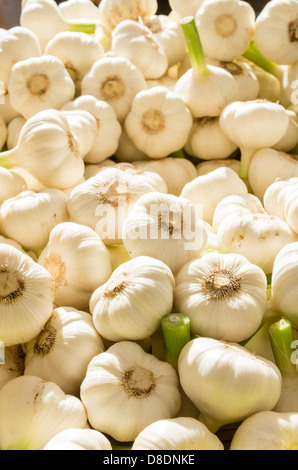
174, 251, 268, 342
0, 167, 28, 205
60, 109, 98, 160
0, 375, 88, 450
80, 341, 181, 442
38, 222, 112, 311
89, 256, 175, 342
59, 0, 102, 22
24, 306, 105, 396
6, 117, 26, 151
196, 159, 241, 177
43, 428, 112, 450
0, 245, 55, 347
0, 345, 25, 391
99, 0, 158, 31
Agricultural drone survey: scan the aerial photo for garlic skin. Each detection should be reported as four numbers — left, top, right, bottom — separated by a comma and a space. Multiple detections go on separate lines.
59, 0, 102, 22
0, 235, 37, 261
0, 345, 25, 391
0, 189, 69, 253
112, 20, 168, 80
272, 110, 298, 153
178, 337, 282, 433
89, 256, 175, 342
0, 26, 41, 92
0, 375, 88, 450
43, 428, 112, 451
0, 244, 55, 347
0, 167, 28, 206
6, 117, 26, 150
0, 92, 21, 126
81, 56, 147, 123
263, 178, 298, 221
180, 167, 248, 225
196, 159, 241, 177
122, 192, 208, 275
62, 95, 121, 164
132, 417, 224, 450
80, 341, 181, 442
98, 0, 158, 31
124, 86, 193, 159
24, 306, 105, 396
8, 55, 75, 119
254, 0, 298, 65
38, 222, 112, 311
230, 411, 298, 450
61, 109, 98, 160
169, 0, 205, 19
67, 167, 167, 244
45, 32, 105, 96
174, 252, 268, 342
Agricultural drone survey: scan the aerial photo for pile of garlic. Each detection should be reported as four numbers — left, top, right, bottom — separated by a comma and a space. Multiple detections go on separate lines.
0, 0, 298, 452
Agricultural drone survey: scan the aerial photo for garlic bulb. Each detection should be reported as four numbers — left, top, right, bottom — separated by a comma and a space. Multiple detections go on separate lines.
0, 345, 25, 391
24, 306, 105, 396
60, 109, 98, 160
81, 56, 147, 123
132, 417, 224, 450
80, 341, 181, 442
280, 60, 298, 108
180, 167, 248, 225
263, 178, 298, 234
0, 167, 28, 205
178, 337, 282, 433
38, 222, 112, 310
0, 189, 69, 253
84, 160, 116, 180
6, 117, 26, 151
62, 95, 121, 164
250, 63, 281, 102
254, 0, 298, 65
89, 256, 175, 342
174, 251, 268, 342
248, 149, 298, 201
195, 0, 255, 61
0, 109, 85, 189
43, 428, 112, 451
196, 159, 241, 177
8, 55, 76, 119
59, 0, 102, 22
144, 14, 187, 67
0, 235, 37, 261
213, 193, 297, 274
0, 26, 41, 91
0, 375, 88, 450
0, 92, 21, 126
0, 244, 55, 347
122, 191, 208, 274
272, 110, 298, 153
112, 20, 168, 80
230, 411, 298, 450
45, 32, 105, 96
169, 0, 205, 19
67, 167, 167, 244
124, 86, 193, 159
98, 0, 158, 31
133, 157, 197, 196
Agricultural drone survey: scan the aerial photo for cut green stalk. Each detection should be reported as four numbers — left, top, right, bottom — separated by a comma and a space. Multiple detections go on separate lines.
269, 318, 297, 378
68, 22, 97, 35
180, 16, 211, 79
161, 313, 191, 370
170, 148, 185, 159
242, 40, 283, 80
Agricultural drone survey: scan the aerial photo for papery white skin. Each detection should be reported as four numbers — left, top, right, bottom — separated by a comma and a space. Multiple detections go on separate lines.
80, 341, 181, 442
43, 428, 112, 451
81, 56, 148, 123
133, 158, 197, 196
280, 61, 298, 108
124, 86, 193, 159
263, 178, 298, 221
230, 411, 298, 450
62, 95, 121, 164
24, 306, 105, 396
84, 160, 116, 180
67, 167, 167, 244
0, 167, 28, 205
132, 417, 224, 450
45, 32, 105, 96
0, 26, 41, 91
195, 0, 255, 61
169, 0, 205, 19
0, 375, 88, 450
6, 117, 26, 151
174, 251, 268, 342
0, 235, 37, 261
248, 149, 298, 201
250, 63, 282, 102
272, 110, 298, 153
98, 0, 158, 30
112, 20, 168, 80
38, 222, 112, 310
59, 0, 102, 21
0, 244, 55, 347
113, 162, 168, 193
196, 159, 241, 176
0, 345, 25, 391
122, 192, 208, 275
178, 337, 282, 433
244, 317, 280, 365
180, 167, 248, 225
89, 256, 175, 342
146, 76, 177, 91
253, 0, 298, 65
61, 109, 98, 159
0, 189, 69, 253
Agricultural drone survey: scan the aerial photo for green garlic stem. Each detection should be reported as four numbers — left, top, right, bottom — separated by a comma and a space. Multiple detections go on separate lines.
180, 16, 211, 79
68, 22, 96, 35
239, 146, 255, 180
0, 148, 17, 169
242, 40, 283, 79
161, 313, 191, 370
170, 148, 185, 159
269, 318, 298, 378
